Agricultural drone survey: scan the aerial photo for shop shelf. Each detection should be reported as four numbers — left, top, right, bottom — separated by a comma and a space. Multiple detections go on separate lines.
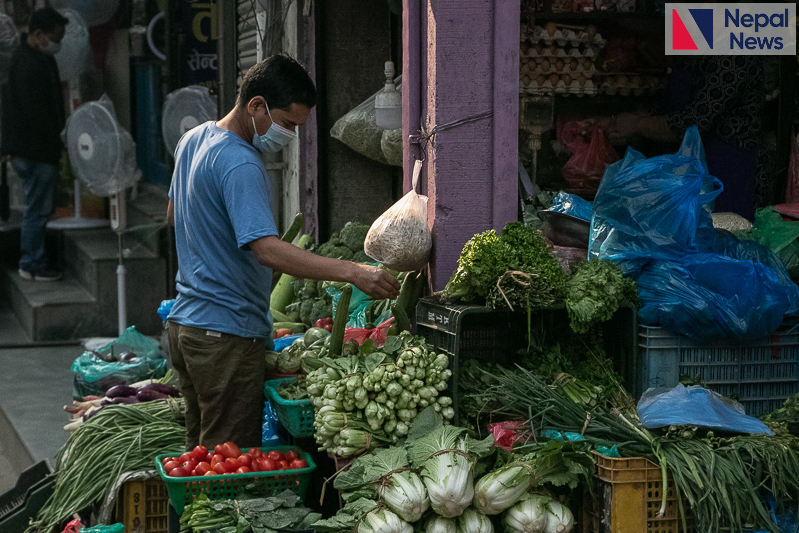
0, 460, 52, 520
582, 452, 695, 533
639, 324, 799, 416
265, 378, 315, 438
155, 445, 316, 514
415, 297, 637, 423
115, 477, 169, 533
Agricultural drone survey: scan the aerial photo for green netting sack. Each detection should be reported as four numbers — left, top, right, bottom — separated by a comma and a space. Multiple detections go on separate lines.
71, 326, 167, 400
735, 207, 799, 279
330, 78, 401, 166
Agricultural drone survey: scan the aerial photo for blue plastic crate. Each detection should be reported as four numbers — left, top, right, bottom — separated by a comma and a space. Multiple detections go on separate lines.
639, 324, 799, 416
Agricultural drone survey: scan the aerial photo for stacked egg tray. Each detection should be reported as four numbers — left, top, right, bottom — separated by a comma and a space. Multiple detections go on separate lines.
519, 25, 606, 96
596, 74, 662, 96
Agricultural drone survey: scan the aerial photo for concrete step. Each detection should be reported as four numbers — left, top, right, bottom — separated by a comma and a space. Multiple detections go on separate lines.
3, 269, 100, 341
62, 229, 167, 336
0, 304, 30, 346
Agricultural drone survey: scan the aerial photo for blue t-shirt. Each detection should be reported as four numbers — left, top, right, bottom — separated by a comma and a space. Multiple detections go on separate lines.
167, 122, 278, 340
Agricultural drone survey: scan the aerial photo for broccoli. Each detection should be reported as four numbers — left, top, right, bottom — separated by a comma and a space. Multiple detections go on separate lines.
311, 298, 332, 325
340, 221, 370, 253
352, 250, 373, 264
299, 299, 314, 325
292, 278, 304, 299
302, 279, 319, 299
317, 242, 354, 261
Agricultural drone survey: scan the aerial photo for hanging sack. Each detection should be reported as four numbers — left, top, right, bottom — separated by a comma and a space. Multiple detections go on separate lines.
560, 121, 619, 190
364, 160, 432, 271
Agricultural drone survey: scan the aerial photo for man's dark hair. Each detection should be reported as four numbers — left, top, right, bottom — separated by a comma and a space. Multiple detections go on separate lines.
29, 7, 69, 34
238, 54, 316, 111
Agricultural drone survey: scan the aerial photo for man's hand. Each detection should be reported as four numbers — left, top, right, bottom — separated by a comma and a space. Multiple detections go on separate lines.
352, 264, 401, 300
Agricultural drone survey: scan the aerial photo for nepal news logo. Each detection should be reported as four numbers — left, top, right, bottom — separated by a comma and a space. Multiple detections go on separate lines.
666, 3, 796, 55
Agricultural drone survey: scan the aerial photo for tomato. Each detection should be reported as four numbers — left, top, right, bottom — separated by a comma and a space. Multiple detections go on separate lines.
206, 451, 214, 462
195, 461, 212, 476
247, 448, 263, 458
235, 466, 252, 474
221, 442, 241, 459
204, 470, 216, 476
210, 454, 225, 467
161, 456, 175, 466
213, 463, 227, 475
170, 467, 188, 478
277, 460, 290, 470
284, 450, 299, 462
259, 457, 277, 471
163, 460, 179, 474
214, 444, 225, 455
315, 318, 334, 333
224, 458, 238, 473
179, 452, 193, 464
267, 450, 285, 462
289, 459, 309, 470
236, 455, 252, 468
192, 445, 208, 460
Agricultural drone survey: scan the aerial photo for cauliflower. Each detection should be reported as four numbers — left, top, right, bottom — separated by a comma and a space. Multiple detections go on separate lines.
340, 221, 370, 253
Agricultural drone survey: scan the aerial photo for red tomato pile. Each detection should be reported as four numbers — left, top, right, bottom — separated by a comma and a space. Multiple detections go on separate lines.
161, 443, 309, 478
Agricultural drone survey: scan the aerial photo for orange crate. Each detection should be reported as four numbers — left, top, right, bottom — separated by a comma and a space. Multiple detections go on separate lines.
582, 452, 696, 533
115, 477, 169, 533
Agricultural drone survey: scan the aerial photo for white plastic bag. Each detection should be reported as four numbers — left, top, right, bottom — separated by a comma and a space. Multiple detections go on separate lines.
364, 160, 432, 271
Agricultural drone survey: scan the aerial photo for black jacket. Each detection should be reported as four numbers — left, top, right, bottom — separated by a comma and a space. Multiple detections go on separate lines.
1, 35, 66, 166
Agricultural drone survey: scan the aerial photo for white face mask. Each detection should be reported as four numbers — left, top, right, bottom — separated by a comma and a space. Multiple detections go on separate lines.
251, 102, 298, 153
43, 38, 61, 55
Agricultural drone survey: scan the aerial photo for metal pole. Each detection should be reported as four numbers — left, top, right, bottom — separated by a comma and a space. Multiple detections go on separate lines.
117, 232, 127, 335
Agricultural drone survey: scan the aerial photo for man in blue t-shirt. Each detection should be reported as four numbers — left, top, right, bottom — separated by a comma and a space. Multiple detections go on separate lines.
166, 55, 400, 449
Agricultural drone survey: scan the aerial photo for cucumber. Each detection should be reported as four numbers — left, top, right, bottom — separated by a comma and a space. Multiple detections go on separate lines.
271, 214, 305, 292
397, 270, 425, 319
271, 308, 292, 323
331, 285, 352, 357
273, 322, 307, 333
391, 302, 410, 334
270, 234, 315, 312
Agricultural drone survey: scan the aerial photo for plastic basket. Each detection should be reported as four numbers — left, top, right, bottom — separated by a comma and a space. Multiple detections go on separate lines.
415, 298, 637, 422
0, 460, 52, 520
264, 378, 315, 438
582, 452, 696, 533
154, 445, 315, 514
115, 477, 168, 533
639, 324, 799, 416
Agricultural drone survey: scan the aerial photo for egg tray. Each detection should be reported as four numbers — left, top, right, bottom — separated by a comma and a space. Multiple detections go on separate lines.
520, 62, 598, 78
597, 75, 661, 96
526, 25, 607, 48
520, 45, 599, 59
520, 78, 599, 97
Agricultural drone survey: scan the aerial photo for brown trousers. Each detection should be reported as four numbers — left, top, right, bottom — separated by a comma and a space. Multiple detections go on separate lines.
167, 321, 266, 450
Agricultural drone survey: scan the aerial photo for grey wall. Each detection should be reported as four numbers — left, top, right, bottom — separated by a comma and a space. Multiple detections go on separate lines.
317, 0, 401, 238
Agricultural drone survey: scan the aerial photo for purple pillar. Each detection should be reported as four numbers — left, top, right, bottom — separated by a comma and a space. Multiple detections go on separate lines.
403, 0, 519, 291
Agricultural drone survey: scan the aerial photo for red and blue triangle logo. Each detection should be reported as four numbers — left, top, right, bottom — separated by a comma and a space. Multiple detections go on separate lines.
689, 8, 714, 48
672, 10, 698, 49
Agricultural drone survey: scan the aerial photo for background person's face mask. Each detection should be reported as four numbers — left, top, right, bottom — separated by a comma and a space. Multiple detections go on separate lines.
42, 38, 61, 55
252, 102, 297, 153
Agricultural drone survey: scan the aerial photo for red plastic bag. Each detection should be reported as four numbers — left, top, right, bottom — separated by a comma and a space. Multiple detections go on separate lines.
787, 130, 799, 204
343, 318, 395, 347
62, 517, 83, 533
488, 421, 531, 451
561, 122, 619, 190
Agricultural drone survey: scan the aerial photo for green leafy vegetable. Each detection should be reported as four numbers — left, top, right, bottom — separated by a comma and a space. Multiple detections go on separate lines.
563, 260, 638, 334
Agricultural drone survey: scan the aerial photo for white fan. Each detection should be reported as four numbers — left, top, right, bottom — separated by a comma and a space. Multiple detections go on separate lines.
161, 85, 217, 157
66, 95, 141, 334
54, 8, 89, 82
64, 0, 119, 27
0, 14, 19, 85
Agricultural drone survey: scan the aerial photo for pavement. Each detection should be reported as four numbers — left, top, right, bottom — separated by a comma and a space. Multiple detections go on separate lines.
0, 344, 82, 494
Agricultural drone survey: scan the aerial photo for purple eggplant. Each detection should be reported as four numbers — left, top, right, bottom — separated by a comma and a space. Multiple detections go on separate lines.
100, 398, 113, 406
136, 389, 169, 402
105, 385, 138, 398
141, 383, 179, 397
118, 352, 139, 364
83, 407, 105, 421
112, 396, 140, 404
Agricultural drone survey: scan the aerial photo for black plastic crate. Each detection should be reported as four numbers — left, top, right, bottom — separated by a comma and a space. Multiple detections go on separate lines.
0, 460, 52, 521
415, 297, 638, 422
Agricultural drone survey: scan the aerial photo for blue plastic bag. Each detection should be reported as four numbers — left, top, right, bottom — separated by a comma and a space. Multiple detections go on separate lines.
637, 385, 772, 435
547, 191, 593, 222
157, 299, 175, 322
262, 401, 281, 446
636, 254, 793, 341
588, 126, 722, 276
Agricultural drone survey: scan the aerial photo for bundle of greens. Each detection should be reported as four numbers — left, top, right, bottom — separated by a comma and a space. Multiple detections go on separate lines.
761, 393, 799, 437
29, 400, 187, 533
478, 366, 799, 533
179, 490, 321, 533
486, 268, 560, 312
441, 223, 566, 305
563, 260, 638, 334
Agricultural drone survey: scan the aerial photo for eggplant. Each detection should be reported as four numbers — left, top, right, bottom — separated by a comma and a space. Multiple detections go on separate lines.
91, 350, 116, 363
137, 389, 169, 402
141, 383, 179, 397
112, 396, 140, 404
100, 398, 113, 406
118, 352, 139, 364
83, 407, 104, 421
105, 385, 138, 398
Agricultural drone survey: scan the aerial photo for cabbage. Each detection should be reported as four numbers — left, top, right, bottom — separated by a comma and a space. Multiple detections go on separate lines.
378, 469, 429, 522
473, 463, 532, 515
543, 501, 574, 533
358, 509, 412, 533
457, 508, 493, 533
503, 495, 550, 533
426, 515, 457, 533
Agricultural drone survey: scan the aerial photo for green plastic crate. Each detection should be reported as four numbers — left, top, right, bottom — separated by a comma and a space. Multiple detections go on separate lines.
154, 445, 315, 514
265, 378, 315, 438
